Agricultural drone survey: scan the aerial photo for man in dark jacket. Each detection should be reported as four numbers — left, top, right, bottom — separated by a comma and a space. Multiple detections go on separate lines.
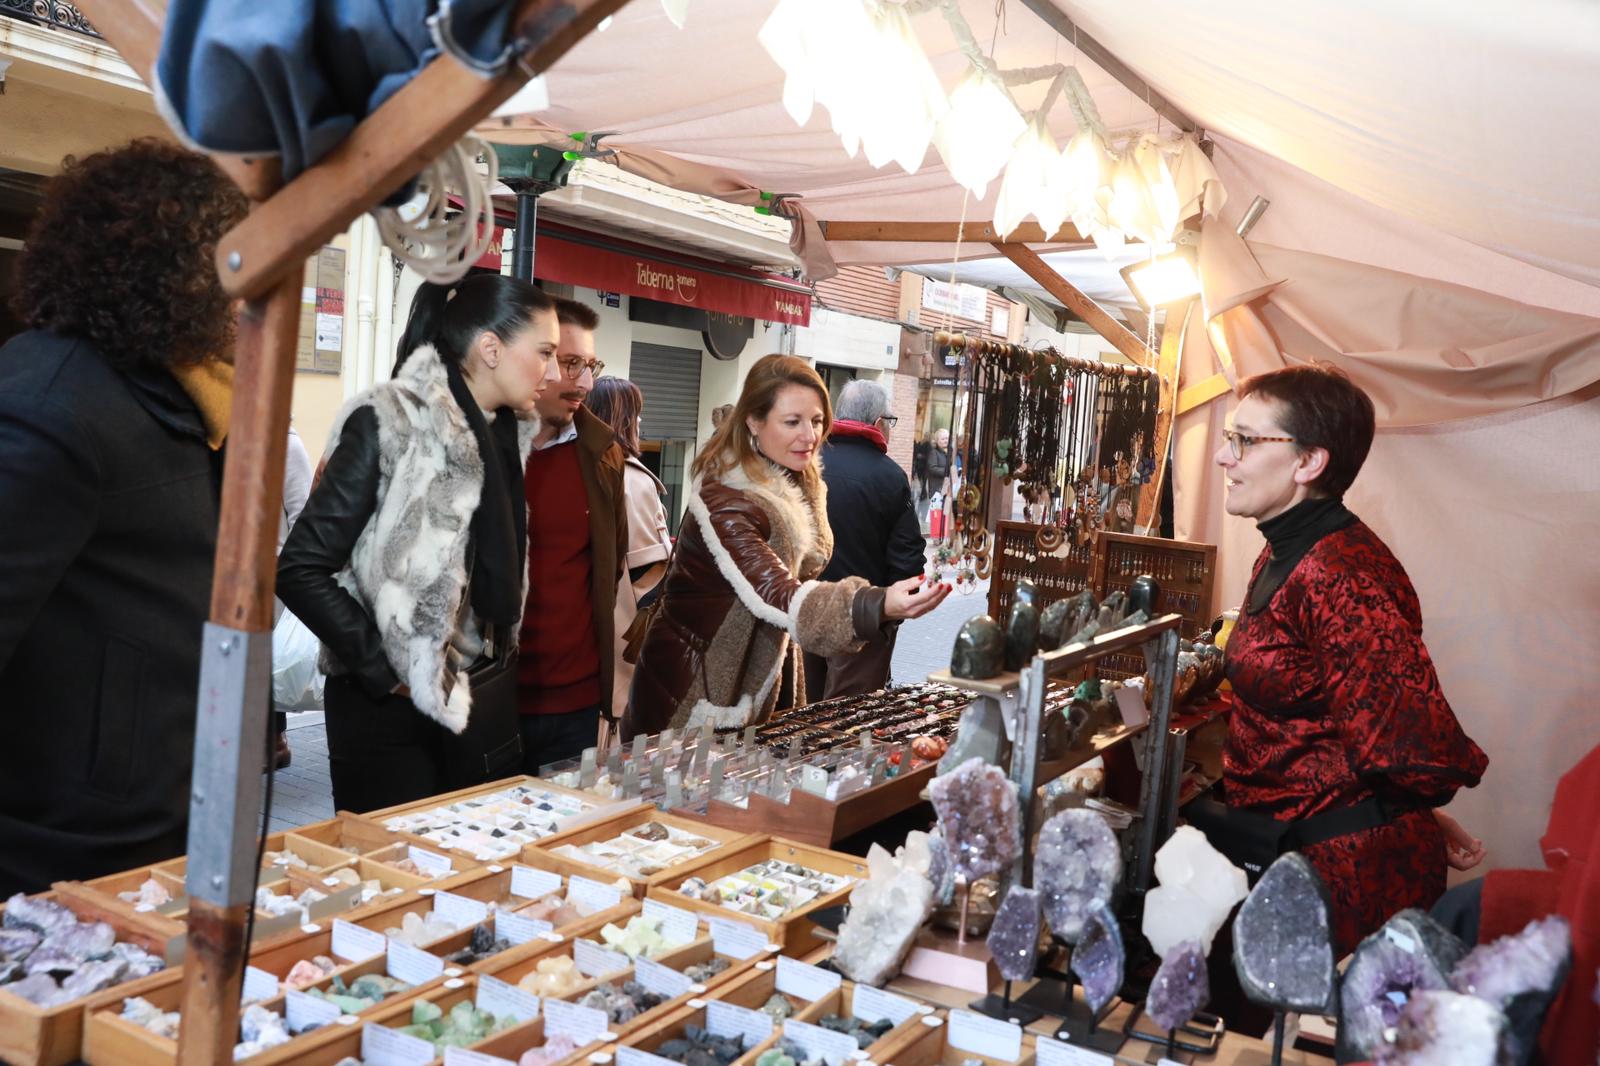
0, 140, 245, 894
804, 379, 927, 699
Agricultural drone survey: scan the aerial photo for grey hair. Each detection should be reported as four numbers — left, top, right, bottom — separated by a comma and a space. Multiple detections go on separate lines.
835, 378, 890, 424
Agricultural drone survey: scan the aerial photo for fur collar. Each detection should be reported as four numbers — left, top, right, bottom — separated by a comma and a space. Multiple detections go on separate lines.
711, 458, 832, 571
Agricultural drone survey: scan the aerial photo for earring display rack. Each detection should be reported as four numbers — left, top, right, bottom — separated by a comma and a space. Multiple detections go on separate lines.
986, 521, 1096, 624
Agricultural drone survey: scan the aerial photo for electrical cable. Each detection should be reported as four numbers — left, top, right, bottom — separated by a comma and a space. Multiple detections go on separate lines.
374, 134, 500, 285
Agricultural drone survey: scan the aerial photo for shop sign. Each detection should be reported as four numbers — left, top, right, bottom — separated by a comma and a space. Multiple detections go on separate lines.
922, 278, 987, 321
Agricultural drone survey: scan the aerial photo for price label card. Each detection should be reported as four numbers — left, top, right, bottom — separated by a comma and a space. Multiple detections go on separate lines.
1035, 1035, 1113, 1066
285, 989, 343, 1034
783, 1018, 859, 1066
444, 1048, 516, 1066
567, 875, 624, 915
642, 898, 699, 945
433, 890, 490, 929
634, 956, 693, 1000
495, 910, 551, 946
573, 937, 630, 977
616, 1047, 680, 1066
362, 1021, 437, 1066
849, 984, 918, 1027
542, 997, 609, 1044
948, 1009, 1022, 1063
708, 916, 767, 960
705, 999, 774, 1048
510, 865, 563, 900
387, 938, 446, 985
408, 846, 454, 878
332, 918, 388, 963
1384, 926, 1417, 954
476, 974, 540, 1024
776, 955, 841, 1002
242, 965, 279, 1004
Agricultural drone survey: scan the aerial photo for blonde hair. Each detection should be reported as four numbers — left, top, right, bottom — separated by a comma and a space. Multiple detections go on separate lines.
693, 354, 832, 493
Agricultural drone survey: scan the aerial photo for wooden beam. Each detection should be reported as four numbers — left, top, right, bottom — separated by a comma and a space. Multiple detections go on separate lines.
992, 241, 1155, 367
823, 220, 1089, 245
1177, 370, 1233, 415
1137, 298, 1190, 533
214, 0, 629, 299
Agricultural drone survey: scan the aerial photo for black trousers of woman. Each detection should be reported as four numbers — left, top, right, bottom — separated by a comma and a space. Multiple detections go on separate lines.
323, 675, 460, 813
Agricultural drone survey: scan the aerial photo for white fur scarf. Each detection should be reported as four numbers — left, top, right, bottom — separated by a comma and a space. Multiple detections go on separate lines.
322, 344, 536, 733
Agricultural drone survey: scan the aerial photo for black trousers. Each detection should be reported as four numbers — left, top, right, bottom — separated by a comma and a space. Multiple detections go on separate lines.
518, 704, 601, 775
324, 674, 454, 814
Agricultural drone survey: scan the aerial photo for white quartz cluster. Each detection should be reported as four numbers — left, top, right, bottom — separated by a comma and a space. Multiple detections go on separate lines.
1140, 826, 1247, 959
831, 830, 938, 986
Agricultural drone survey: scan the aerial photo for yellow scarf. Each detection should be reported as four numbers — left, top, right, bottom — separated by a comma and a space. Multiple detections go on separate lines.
168, 358, 234, 450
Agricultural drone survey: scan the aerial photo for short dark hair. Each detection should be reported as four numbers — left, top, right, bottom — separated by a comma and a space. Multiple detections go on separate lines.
553, 296, 600, 331
587, 375, 644, 458
12, 138, 248, 372
1238, 363, 1375, 498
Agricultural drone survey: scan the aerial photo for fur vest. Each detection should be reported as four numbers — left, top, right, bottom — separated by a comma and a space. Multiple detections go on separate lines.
321, 345, 536, 732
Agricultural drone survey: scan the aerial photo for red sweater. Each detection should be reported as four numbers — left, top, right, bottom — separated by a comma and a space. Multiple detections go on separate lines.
519, 441, 601, 714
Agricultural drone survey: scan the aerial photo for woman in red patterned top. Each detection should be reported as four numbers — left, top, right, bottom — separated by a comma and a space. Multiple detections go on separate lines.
1214, 364, 1489, 955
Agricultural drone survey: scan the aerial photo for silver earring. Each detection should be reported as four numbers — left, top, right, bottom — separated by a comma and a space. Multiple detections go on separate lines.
749, 432, 763, 457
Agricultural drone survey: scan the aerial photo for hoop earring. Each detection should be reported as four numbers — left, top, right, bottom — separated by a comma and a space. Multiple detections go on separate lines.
749, 432, 763, 458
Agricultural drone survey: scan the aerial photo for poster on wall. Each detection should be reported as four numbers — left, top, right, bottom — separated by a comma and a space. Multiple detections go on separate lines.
297, 245, 345, 374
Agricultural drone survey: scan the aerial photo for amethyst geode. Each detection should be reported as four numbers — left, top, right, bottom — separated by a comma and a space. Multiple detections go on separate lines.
1449, 915, 1571, 1066
1336, 909, 1466, 1062
1069, 898, 1124, 1014
1232, 852, 1335, 1014
986, 885, 1042, 982
1033, 808, 1122, 943
929, 758, 1021, 883
1374, 990, 1506, 1066
1146, 939, 1209, 1032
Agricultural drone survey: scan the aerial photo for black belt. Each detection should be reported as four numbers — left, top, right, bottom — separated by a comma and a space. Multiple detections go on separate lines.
1185, 794, 1423, 881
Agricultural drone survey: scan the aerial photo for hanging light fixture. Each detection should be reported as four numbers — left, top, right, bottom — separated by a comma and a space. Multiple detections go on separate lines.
1121, 252, 1201, 309
855, 5, 948, 173
993, 119, 1062, 238
933, 68, 1026, 198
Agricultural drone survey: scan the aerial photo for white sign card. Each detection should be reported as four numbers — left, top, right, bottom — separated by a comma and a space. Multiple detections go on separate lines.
708, 916, 767, 960
948, 1009, 1023, 1062
567, 875, 624, 915
573, 937, 630, 977
476, 974, 541, 1024
705, 999, 774, 1048
331, 918, 388, 963
776, 955, 841, 1002
633, 956, 694, 999
433, 890, 490, 929
407, 846, 454, 878
285, 988, 343, 1034
510, 865, 563, 900
616, 1047, 680, 1066
361, 1021, 436, 1066
782, 1018, 860, 1066
641, 898, 699, 945
849, 984, 918, 1027
386, 938, 446, 985
495, 910, 551, 946
541, 997, 610, 1044
242, 965, 279, 1004
443, 1048, 516, 1066
1034, 1035, 1114, 1066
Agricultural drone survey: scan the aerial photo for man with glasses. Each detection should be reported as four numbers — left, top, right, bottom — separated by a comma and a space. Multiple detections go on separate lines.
518, 297, 627, 767
803, 378, 928, 700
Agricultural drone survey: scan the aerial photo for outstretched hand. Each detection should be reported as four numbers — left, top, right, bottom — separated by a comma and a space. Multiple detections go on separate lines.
1434, 807, 1487, 871
884, 575, 952, 621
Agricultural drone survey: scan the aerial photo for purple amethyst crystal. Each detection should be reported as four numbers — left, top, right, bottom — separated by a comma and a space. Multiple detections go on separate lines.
1448, 915, 1571, 1066
986, 886, 1042, 982
1232, 852, 1335, 1013
1069, 898, 1124, 1014
1374, 990, 1506, 1066
1033, 809, 1122, 942
3, 894, 77, 937
0, 927, 41, 961
1337, 909, 1466, 1062
928, 758, 1021, 883
1146, 939, 1209, 1031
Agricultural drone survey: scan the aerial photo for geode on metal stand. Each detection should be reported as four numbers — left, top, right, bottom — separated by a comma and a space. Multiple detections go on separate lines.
1337, 909, 1466, 1062
1033, 809, 1122, 943
1233, 852, 1336, 1014
1448, 915, 1571, 1066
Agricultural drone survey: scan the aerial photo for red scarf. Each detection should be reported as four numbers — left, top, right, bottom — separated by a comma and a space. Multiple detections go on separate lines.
830, 419, 887, 453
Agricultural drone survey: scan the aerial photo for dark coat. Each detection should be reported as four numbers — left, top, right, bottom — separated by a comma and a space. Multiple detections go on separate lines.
0, 330, 219, 894
817, 434, 926, 587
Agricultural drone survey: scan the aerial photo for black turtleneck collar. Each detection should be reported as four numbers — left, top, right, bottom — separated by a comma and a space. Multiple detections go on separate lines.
1245, 496, 1358, 613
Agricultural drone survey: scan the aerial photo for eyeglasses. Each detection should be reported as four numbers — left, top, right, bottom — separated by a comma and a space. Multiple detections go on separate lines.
558, 356, 605, 381
1223, 428, 1296, 460
876, 415, 899, 428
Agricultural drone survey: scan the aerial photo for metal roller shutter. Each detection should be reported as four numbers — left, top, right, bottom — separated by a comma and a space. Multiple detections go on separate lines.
629, 342, 702, 440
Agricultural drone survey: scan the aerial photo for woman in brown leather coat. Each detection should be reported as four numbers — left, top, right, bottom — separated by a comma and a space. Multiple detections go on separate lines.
623, 355, 949, 739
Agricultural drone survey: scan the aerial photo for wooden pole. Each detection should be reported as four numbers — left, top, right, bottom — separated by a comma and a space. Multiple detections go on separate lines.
1137, 298, 1191, 533
823, 219, 1088, 245
991, 242, 1155, 367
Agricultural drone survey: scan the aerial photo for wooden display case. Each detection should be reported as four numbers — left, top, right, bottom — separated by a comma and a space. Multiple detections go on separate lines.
522, 808, 756, 898
987, 520, 1096, 624
351, 974, 607, 1066
1090, 530, 1217, 678
680, 759, 939, 849
644, 838, 866, 953
884, 1013, 1038, 1066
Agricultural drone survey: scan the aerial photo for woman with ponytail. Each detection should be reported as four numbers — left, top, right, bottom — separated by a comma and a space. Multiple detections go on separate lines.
278, 275, 558, 811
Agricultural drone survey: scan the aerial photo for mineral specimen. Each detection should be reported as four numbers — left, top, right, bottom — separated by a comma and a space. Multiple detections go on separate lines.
832, 839, 935, 986
1126, 575, 1160, 616
820, 1012, 894, 1048
3, 894, 77, 936
986, 885, 1041, 982
657, 1023, 750, 1065
234, 1003, 292, 1059
1374, 990, 1506, 1066
1337, 909, 1467, 1062
517, 892, 583, 928
0, 895, 163, 1006
518, 1033, 580, 1066
761, 992, 796, 1019
1232, 852, 1335, 1013
385, 910, 458, 947
8, 971, 69, 1007
517, 955, 585, 997
1033, 808, 1122, 942
580, 981, 663, 1024
929, 758, 1021, 883
600, 916, 670, 959
445, 924, 511, 966
1070, 898, 1125, 1014
283, 956, 338, 991
1038, 599, 1071, 651
305, 972, 410, 1017
951, 615, 1004, 679
61, 958, 130, 999
1012, 578, 1041, 609
1146, 939, 1209, 1032
122, 995, 182, 1039
1448, 915, 1571, 1066
396, 998, 518, 1051
117, 879, 172, 912
1004, 599, 1040, 672
1140, 826, 1247, 958
682, 957, 731, 984
936, 702, 1007, 773
924, 829, 956, 906
0, 928, 41, 960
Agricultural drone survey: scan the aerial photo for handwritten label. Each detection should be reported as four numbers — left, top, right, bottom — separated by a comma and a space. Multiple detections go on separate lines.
542, 997, 609, 1044
1035, 1036, 1113, 1066
361, 1021, 437, 1066
641, 898, 699, 945
242, 965, 279, 1004
511, 865, 564, 901
783, 1018, 860, 1066
705, 999, 773, 1048
332, 918, 388, 962
433, 890, 490, 929
387, 938, 446, 985
444, 1048, 516, 1066
286, 988, 343, 1034
849, 984, 917, 1027
567, 875, 624, 915
948, 1009, 1022, 1063
477, 974, 541, 1024
633, 956, 693, 999
574, 937, 630, 977
1384, 926, 1418, 954
408, 846, 454, 878
776, 955, 841, 1002
496, 910, 551, 946
708, 916, 767, 960
616, 1048, 679, 1066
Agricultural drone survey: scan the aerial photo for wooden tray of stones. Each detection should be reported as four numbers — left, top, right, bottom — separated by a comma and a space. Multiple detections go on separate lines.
881, 1010, 1039, 1066
522, 808, 757, 899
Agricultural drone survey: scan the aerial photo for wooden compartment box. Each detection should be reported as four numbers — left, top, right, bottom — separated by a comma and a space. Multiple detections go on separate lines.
50, 865, 188, 948
0, 891, 178, 1066
880, 1011, 1038, 1066
612, 971, 803, 1066
788, 980, 929, 1061
284, 855, 430, 917
645, 838, 866, 953
522, 808, 756, 899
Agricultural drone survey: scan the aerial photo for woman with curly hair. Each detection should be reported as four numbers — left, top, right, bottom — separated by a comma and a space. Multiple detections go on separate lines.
0, 139, 247, 894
